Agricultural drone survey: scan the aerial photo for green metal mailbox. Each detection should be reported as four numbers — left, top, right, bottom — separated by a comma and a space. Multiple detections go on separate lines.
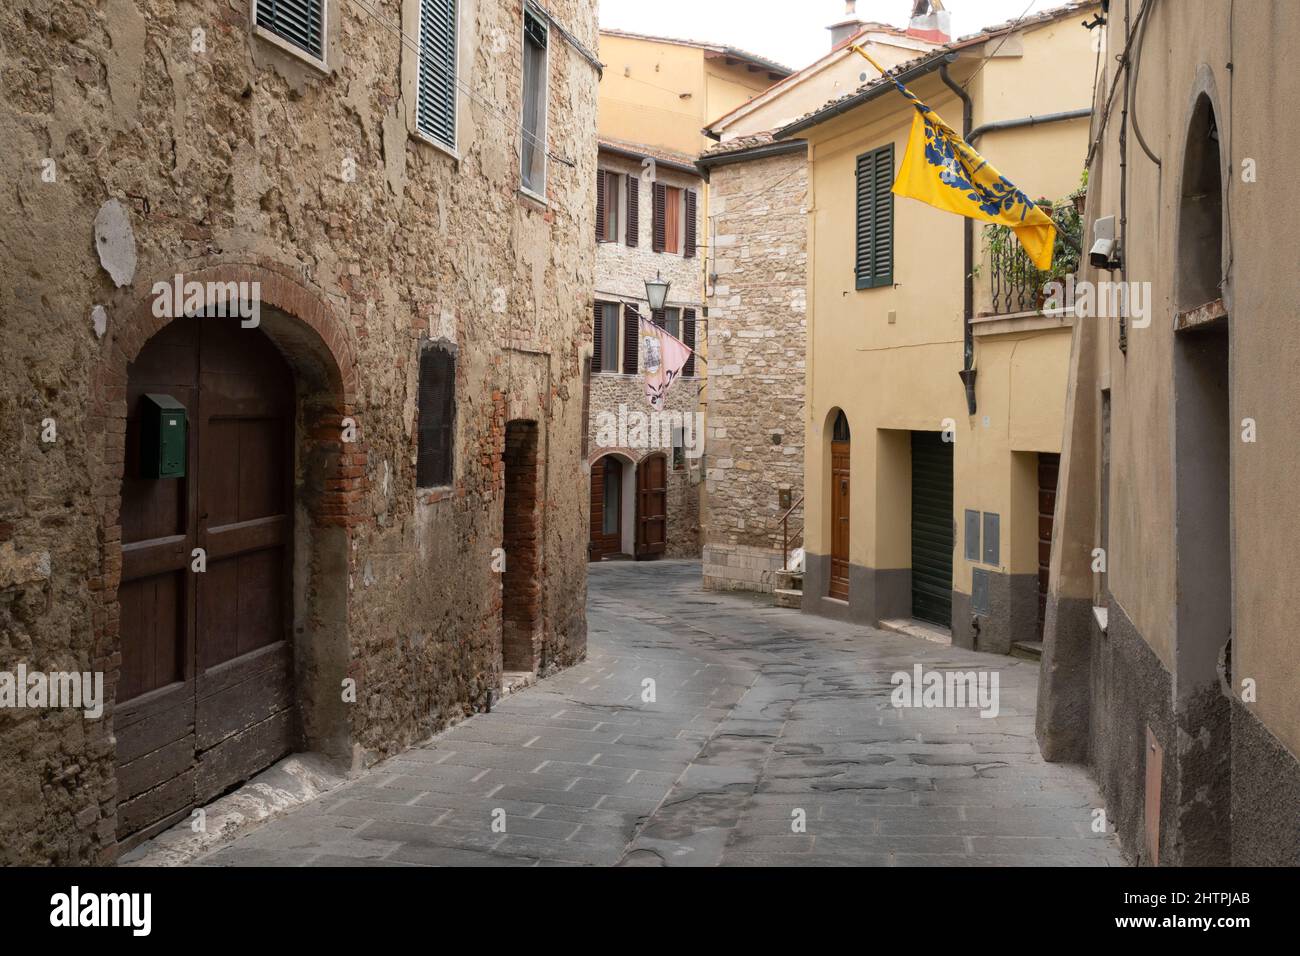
140, 393, 187, 479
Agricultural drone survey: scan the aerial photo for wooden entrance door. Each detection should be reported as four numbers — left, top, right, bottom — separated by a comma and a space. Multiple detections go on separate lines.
116, 316, 296, 843
635, 454, 667, 559
1037, 453, 1061, 638
589, 456, 623, 560
830, 417, 851, 600
910, 430, 954, 627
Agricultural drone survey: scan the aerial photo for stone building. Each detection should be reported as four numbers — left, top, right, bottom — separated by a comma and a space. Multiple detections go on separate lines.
1037, 0, 1300, 865
698, 4, 944, 595
0, 0, 599, 863
585, 32, 788, 562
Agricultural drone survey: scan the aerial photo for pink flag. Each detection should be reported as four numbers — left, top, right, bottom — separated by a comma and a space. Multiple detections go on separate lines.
639, 317, 693, 411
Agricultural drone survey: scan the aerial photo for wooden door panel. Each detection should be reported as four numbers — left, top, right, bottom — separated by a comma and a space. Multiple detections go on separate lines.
118, 572, 185, 701
636, 455, 667, 558
830, 440, 850, 600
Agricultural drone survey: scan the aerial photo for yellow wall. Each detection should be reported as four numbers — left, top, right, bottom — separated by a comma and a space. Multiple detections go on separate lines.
597, 33, 774, 155
803, 14, 1097, 607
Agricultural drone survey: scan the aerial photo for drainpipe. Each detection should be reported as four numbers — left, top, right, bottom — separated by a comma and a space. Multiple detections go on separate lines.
940, 64, 977, 414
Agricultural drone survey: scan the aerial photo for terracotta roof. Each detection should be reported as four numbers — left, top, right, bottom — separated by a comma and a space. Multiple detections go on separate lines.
698, 131, 807, 167
774, 1, 1095, 140
701, 132, 777, 159
599, 29, 793, 77
598, 137, 702, 174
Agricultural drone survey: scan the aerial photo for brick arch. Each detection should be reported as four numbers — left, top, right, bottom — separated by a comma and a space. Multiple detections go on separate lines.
91, 263, 362, 828
587, 446, 645, 467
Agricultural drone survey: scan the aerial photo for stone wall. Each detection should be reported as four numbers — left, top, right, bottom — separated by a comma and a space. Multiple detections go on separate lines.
0, 0, 598, 863
701, 150, 807, 590
588, 148, 702, 559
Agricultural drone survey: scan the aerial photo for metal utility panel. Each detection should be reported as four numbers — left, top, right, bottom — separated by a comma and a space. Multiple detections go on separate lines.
964, 509, 981, 561
139, 393, 187, 479
982, 511, 1000, 565
971, 567, 990, 616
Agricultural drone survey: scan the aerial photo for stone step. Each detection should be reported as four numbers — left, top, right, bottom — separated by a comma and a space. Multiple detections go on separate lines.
774, 570, 804, 592
773, 588, 803, 609
1010, 640, 1043, 661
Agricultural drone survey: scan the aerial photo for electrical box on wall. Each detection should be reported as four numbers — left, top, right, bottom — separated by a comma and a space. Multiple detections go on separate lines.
140, 393, 187, 479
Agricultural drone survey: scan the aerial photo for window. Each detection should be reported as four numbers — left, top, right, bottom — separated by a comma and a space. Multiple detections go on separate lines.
255, 0, 325, 62
593, 301, 638, 374
652, 306, 696, 377
416, 346, 455, 487
416, 0, 458, 151
672, 428, 685, 471
520, 11, 548, 196
602, 462, 620, 534
652, 184, 697, 257
855, 144, 895, 289
596, 170, 620, 243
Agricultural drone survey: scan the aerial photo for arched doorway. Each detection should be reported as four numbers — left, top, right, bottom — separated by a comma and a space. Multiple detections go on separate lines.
589, 452, 634, 561
116, 314, 296, 839
829, 410, 851, 600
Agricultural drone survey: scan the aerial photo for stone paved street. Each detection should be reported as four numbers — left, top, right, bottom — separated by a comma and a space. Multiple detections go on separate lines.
196, 561, 1124, 867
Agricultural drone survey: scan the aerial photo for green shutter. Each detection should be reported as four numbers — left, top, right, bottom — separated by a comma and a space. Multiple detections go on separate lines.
256, 0, 324, 59
417, 0, 457, 150
855, 144, 894, 290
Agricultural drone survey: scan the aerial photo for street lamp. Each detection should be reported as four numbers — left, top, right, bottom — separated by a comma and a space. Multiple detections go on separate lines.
644, 271, 671, 311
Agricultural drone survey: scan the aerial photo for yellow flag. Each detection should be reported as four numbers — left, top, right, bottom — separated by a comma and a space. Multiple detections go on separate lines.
853, 48, 1056, 270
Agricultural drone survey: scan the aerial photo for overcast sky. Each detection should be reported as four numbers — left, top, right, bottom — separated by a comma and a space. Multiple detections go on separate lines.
598, 0, 1074, 72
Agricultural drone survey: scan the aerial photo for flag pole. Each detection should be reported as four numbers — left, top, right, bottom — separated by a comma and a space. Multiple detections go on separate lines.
849, 44, 890, 77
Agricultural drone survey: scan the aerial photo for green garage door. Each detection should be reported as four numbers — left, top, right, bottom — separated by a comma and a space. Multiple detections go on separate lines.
911, 431, 953, 627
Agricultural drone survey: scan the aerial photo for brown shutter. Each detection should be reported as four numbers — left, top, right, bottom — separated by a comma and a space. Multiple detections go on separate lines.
652, 308, 666, 328
683, 308, 696, 377
684, 189, 697, 258
652, 182, 666, 252
622, 304, 639, 374
592, 301, 603, 373
595, 171, 606, 241
626, 175, 639, 247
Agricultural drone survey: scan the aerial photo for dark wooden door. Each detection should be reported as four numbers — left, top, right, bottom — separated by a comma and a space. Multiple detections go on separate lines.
116, 316, 295, 843
1037, 452, 1061, 638
589, 456, 623, 560
830, 439, 851, 599
911, 430, 954, 627
635, 454, 667, 558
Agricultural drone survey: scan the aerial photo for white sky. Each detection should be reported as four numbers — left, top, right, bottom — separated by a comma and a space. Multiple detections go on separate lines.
598, 0, 1074, 73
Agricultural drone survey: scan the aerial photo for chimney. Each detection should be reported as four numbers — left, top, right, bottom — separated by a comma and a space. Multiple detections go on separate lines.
907, 0, 952, 43
827, 0, 865, 50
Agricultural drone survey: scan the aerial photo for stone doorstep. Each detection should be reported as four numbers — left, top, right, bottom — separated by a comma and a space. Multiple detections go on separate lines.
118, 753, 348, 867
773, 588, 803, 609
879, 618, 952, 646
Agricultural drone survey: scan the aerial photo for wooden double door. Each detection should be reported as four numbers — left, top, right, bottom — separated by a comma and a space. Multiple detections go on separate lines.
115, 316, 296, 842
588, 454, 667, 561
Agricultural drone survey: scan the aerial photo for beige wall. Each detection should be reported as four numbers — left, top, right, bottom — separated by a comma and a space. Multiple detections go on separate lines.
802, 15, 1097, 609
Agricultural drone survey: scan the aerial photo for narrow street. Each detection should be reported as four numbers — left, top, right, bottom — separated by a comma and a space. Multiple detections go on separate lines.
194, 562, 1123, 867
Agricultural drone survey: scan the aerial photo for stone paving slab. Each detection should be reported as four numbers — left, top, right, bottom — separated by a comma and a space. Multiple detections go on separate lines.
193, 560, 1125, 868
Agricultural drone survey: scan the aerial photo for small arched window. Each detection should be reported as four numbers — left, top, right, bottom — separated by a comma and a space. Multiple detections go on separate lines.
832, 410, 851, 442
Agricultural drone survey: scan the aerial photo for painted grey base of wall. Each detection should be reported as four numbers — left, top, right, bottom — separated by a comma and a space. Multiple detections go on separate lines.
801, 551, 909, 626
1231, 695, 1300, 865
951, 572, 1039, 654
1035, 594, 1098, 762
1040, 596, 1298, 865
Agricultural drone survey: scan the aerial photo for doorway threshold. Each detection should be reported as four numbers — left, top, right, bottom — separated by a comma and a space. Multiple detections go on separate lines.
879, 618, 952, 646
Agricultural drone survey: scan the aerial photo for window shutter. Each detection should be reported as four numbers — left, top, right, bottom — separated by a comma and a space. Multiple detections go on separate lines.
855, 144, 894, 289
592, 301, 604, 373
416, 347, 455, 487
257, 0, 324, 59
684, 189, 697, 258
595, 171, 606, 241
683, 308, 696, 377
652, 308, 666, 328
626, 176, 639, 247
416, 0, 458, 150
652, 182, 666, 253
622, 304, 639, 374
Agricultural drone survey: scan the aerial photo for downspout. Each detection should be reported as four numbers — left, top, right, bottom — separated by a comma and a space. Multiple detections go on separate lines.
940, 64, 978, 414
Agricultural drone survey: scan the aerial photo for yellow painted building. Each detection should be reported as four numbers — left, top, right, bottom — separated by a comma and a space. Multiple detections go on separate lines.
776, 4, 1099, 652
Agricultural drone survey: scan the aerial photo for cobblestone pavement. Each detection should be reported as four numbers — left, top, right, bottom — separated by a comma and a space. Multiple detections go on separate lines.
195, 560, 1125, 867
